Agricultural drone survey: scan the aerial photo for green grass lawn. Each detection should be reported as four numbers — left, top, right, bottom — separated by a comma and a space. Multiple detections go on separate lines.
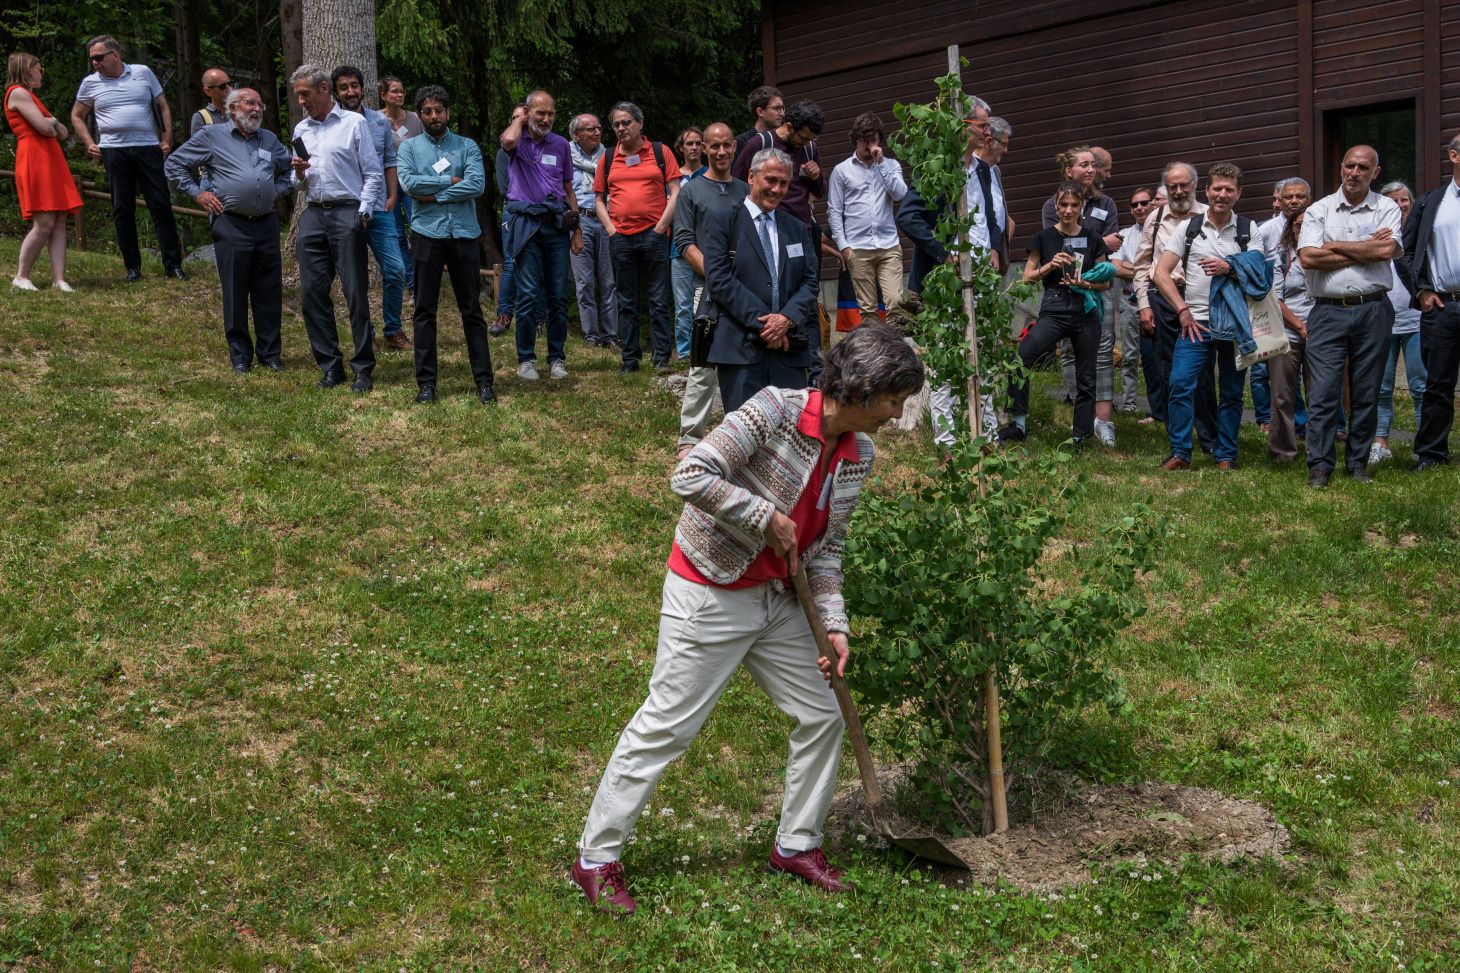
0, 242, 1457, 972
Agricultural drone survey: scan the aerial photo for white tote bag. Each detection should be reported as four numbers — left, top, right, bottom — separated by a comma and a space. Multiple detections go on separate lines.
1236, 284, 1290, 370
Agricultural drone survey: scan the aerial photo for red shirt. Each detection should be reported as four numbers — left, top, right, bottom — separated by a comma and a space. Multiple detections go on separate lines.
668, 390, 861, 588
593, 140, 683, 235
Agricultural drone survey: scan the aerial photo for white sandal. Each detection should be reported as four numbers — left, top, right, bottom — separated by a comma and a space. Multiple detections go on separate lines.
52, 281, 74, 293
11, 277, 38, 291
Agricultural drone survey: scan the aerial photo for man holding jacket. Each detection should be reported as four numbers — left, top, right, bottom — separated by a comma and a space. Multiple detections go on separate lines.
702, 147, 820, 413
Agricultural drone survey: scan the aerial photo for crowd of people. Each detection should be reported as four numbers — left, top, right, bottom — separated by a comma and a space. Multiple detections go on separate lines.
4, 38, 1457, 479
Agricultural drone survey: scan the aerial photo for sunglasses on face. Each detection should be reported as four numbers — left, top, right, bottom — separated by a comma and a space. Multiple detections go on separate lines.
90, 51, 115, 62
611, 120, 635, 128
205, 81, 233, 90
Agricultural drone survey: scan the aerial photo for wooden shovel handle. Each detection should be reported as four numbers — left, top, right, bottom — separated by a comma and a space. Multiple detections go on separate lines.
790, 569, 890, 833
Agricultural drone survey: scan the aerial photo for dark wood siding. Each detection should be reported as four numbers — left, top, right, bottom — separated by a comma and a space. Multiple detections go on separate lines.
769, 0, 1450, 272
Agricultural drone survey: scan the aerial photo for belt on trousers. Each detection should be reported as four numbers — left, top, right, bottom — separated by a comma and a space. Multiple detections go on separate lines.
1434, 290, 1460, 302
307, 198, 361, 209
1314, 291, 1386, 307
224, 210, 274, 222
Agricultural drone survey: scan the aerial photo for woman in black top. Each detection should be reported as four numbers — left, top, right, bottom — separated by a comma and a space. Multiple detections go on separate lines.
1000, 182, 1111, 448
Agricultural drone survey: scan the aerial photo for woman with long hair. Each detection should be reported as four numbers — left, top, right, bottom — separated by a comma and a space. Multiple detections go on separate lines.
1371, 180, 1426, 462
1001, 181, 1112, 449
5, 52, 82, 291
670, 126, 707, 360
379, 76, 421, 298
1266, 205, 1315, 461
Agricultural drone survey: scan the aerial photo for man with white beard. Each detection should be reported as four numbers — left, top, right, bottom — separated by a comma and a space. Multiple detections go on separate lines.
165, 87, 293, 373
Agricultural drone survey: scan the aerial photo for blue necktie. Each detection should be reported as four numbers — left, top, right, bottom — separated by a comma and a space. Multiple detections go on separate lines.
757, 213, 780, 313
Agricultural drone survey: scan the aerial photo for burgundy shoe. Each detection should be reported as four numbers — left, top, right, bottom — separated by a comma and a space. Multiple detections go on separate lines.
571, 859, 636, 915
768, 846, 853, 892
489, 313, 511, 337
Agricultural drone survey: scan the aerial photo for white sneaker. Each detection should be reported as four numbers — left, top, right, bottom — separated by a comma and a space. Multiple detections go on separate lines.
11, 277, 38, 291
518, 361, 540, 381
52, 281, 74, 293
1370, 443, 1393, 463
549, 359, 568, 380
1094, 419, 1116, 447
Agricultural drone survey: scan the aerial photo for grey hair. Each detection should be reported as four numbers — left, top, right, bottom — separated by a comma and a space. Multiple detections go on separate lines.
1161, 161, 1198, 186
964, 94, 991, 120
224, 87, 256, 112
989, 116, 1011, 141
1381, 180, 1414, 200
1449, 133, 1460, 155
609, 101, 643, 124
819, 325, 926, 408
569, 113, 598, 136
750, 147, 793, 174
1272, 179, 1286, 195
86, 34, 122, 55
525, 89, 553, 108
289, 63, 330, 90
1279, 176, 1311, 195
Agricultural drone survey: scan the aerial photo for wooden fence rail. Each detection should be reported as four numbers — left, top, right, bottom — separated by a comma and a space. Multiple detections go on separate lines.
0, 168, 210, 250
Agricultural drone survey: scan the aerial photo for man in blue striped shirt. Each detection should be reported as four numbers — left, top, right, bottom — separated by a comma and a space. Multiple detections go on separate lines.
397, 85, 495, 405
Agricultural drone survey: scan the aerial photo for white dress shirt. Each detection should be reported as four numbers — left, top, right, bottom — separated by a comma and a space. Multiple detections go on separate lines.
1297, 189, 1404, 298
1163, 213, 1262, 322
291, 103, 384, 218
826, 155, 906, 251
745, 197, 780, 274
964, 156, 1007, 251
1427, 179, 1460, 293
1258, 214, 1287, 260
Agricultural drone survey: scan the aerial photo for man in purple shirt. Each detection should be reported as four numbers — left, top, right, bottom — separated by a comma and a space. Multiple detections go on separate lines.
500, 90, 584, 381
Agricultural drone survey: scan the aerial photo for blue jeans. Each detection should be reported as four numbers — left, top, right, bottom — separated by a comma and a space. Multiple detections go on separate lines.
497, 221, 516, 317
365, 213, 407, 336
1248, 361, 1271, 425
672, 255, 695, 359
1378, 331, 1426, 437
392, 195, 414, 292
610, 228, 673, 366
513, 224, 571, 364
1168, 330, 1245, 462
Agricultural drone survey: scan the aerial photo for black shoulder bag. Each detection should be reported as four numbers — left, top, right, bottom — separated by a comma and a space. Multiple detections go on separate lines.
690, 204, 742, 368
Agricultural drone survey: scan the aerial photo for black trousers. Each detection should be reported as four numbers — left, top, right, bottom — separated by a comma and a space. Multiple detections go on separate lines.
1413, 301, 1460, 463
100, 145, 183, 273
1010, 301, 1100, 439
717, 356, 809, 414
1152, 291, 1218, 454
212, 211, 282, 367
412, 234, 495, 389
297, 204, 374, 377
1305, 299, 1392, 472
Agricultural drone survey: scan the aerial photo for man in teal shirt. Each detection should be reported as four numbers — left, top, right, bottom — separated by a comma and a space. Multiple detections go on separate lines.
398, 85, 495, 404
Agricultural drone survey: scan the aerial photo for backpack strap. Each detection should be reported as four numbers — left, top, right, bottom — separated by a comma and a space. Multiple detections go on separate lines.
758, 131, 773, 153
1235, 215, 1252, 252
1179, 214, 1205, 280
597, 148, 614, 190
199, 106, 214, 125
651, 141, 666, 182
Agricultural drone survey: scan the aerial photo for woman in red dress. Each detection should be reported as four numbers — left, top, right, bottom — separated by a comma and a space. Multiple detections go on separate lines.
6, 52, 82, 291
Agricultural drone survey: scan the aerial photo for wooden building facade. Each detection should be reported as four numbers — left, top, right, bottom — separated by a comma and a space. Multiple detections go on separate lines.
762, 0, 1456, 266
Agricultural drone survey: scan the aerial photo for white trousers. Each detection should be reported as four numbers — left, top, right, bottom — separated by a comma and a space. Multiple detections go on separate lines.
578, 571, 845, 862
678, 364, 719, 447
930, 382, 998, 447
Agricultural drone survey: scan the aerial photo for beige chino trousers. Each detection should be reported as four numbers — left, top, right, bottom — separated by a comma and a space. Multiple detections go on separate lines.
579, 571, 845, 862
846, 247, 903, 320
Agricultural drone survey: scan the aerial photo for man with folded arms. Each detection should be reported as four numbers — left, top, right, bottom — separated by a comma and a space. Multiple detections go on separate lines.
397, 85, 495, 406
1298, 145, 1404, 487
165, 87, 292, 374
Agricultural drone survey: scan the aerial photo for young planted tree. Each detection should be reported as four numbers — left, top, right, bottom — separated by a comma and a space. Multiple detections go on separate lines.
842, 67, 1167, 837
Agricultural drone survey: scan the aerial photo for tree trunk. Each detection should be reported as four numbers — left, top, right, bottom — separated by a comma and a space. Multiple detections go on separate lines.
301, 0, 378, 108
173, 0, 204, 134
279, 0, 304, 133
255, 0, 282, 138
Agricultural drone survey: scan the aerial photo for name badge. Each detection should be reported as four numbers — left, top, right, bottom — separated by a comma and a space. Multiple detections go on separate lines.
787, 243, 804, 258
1090, 207, 1109, 221
1068, 237, 1088, 248
625, 154, 641, 167
1355, 221, 1378, 239
396, 125, 409, 138
432, 157, 451, 174
540, 154, 557, 166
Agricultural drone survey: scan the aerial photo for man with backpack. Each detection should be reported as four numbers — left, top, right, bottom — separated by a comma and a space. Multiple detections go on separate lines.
594, 101, 683, 375
1151, 162, 1263, 471
731, 99, 827, 245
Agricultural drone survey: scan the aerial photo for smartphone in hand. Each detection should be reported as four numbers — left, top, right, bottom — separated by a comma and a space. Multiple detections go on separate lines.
292, 137, 310, 161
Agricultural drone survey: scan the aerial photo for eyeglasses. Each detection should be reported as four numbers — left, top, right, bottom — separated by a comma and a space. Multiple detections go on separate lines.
611, 120, 635, 129
1131, 199, 1152, 208
579, 124, 601, 132
419, 106, 447, 116
89, 51, 115, 63
204, 81, 233, 90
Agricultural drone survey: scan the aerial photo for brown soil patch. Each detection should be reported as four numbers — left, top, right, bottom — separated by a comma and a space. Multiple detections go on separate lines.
828, 773, 1289, 891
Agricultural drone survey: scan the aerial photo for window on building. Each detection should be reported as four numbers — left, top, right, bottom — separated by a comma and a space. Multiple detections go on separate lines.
1323, 100, 1416, 196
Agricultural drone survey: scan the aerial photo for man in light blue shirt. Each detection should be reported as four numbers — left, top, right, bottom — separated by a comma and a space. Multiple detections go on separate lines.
333, 65, 411, 351
569, 113, 617, 346
398, 85, 495, 406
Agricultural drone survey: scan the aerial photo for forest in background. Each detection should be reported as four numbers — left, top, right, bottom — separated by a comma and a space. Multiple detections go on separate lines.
0, 0, 764, 257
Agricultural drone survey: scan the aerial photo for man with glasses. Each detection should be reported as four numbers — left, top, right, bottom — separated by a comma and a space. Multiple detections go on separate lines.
191, 69, 232, 138
71, 34, 186, 282
1112, 187, 1158, 415
569, 112, 616, 348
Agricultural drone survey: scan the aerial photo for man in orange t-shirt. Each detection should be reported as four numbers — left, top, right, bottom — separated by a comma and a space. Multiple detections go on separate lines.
594, 101, 682, 376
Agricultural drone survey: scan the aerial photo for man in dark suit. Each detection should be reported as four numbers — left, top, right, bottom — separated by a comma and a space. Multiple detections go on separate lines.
896, 186, 951, 294
1404, 133, 1460, 471
702, 146, 821, 413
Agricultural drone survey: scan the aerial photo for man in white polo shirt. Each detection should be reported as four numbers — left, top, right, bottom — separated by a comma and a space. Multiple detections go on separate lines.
1298, 144, 1404, 487
70, 34, 185, 282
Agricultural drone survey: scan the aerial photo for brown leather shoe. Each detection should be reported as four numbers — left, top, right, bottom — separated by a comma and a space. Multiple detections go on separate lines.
768, 846, 853, 893
1156, 455, 1191, 471
1216, 460, 1234, 471
383, 332, 413, 351
488, 313, 511, 337
571, 858, 636, 915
